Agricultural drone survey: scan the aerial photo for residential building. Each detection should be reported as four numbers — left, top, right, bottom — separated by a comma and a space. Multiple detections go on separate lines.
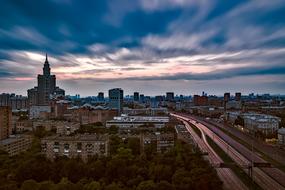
0, 106, 12, 140
41, 134, 109, 162
33, 120, 80, 135
278, 128, 285, 146
0, 135, 32, 156
29, 105, 51, 119
67, 104, 117, 125
141, 132, 175, 153
108, 88, 123, 114
193, 95, 208, 106
0, 93, 28, 110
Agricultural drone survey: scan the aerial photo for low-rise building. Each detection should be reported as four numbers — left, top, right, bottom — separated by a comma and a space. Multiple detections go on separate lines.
41, 134, 109, 162
16, 120, 33, 133
122, 107, 168, 116
106, 115, 169, 129
29, 105, 51, 119
0, 135, 32, 156
277, 128, 285, 146
141, 132, 174, 153
226, 112, 281, 137
67, 104, 117, 125
33, 120, 80, 135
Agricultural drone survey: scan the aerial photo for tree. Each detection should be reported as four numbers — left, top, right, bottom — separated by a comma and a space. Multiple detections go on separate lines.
234, 116, 244, 126
127, 137, 140, 155
136, 180, 156, 190
39, 181, 55, 190
84, 181, 101, 190
34, 126, 48, 138
156, 181, 174, 190
109, 125, 119, 134
54, 178, 75, 190
21, 179, 39, 190
104, 183, 123, 190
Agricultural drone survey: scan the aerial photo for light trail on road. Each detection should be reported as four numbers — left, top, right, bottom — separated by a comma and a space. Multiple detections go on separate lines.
172, 113, 285, 190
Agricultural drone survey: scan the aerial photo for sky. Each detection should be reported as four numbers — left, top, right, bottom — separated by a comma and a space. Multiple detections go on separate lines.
0, 0, 285, 96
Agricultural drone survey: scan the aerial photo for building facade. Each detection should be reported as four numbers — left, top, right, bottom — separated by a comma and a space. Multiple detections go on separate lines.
0, 135, 32, 156
41, 134, 109, 162
106, 115, 169, 128
0, 93, 28, 110
0, 106, 12, 140
141, 132, 175, 153
108, 88, 123, 114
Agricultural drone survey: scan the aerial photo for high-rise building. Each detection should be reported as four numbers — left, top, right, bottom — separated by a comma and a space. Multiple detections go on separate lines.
224, 93, 230, 102
139, 94, 145, 103
0, 106, 12, 140
193, 95, 208, 106
166, 92, 174, 101
98, 92, 104, 101
235, 92, 241, 101
108, 88, 123, 114
0, 93, 28, 110
134, 92, 139, 102
27, 54, 65, 106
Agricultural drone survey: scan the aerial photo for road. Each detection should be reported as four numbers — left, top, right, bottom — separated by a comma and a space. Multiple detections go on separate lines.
176, 119, 248, 190
172, 113, 285, 190
204, 117, 285, 166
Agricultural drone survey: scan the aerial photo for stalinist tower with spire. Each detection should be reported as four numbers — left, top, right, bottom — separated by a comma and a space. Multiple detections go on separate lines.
28, 54, 65, 106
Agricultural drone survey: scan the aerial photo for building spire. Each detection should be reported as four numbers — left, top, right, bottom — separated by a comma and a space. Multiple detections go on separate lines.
43, 53, 50, 76
45, 53, 48, 64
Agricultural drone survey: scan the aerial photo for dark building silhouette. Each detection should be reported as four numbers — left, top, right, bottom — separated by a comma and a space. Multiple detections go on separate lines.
235, 92, 241, 101
224, 92, 230, 102
166, 92, 174, 101
134, 92, 139, 102
139, 94, 145, 103
27, 54, 65, 106
98, 92, 104, 101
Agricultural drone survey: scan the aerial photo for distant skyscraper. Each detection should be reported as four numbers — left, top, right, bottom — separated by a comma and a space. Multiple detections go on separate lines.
0, 106, 12, 140
27, 54, 65, 106
224, 92, 230, 102
108, 88, 123, 114
139, 94, 145, 103
155, 96, 163, 102
235, 92, 241, 101
166, 92, 174, 101
98, 92, 104, 101
134, 92, 139, 102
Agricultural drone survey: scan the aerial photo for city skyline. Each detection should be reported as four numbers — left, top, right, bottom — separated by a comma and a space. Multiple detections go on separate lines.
1, 0, 285, 96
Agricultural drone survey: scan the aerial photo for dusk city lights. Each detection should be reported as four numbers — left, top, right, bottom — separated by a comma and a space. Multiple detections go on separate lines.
0, 1, 285, 190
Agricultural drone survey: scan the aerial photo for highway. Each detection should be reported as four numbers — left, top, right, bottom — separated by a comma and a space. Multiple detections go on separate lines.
176, 119, 248, 190
172, 113, 285, 190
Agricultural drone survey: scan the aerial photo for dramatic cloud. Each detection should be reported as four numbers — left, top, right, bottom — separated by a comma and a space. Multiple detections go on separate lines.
0, 0, 285, 96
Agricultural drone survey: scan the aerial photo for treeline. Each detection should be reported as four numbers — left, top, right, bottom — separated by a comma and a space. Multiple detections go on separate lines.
0, 137, 222, 190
